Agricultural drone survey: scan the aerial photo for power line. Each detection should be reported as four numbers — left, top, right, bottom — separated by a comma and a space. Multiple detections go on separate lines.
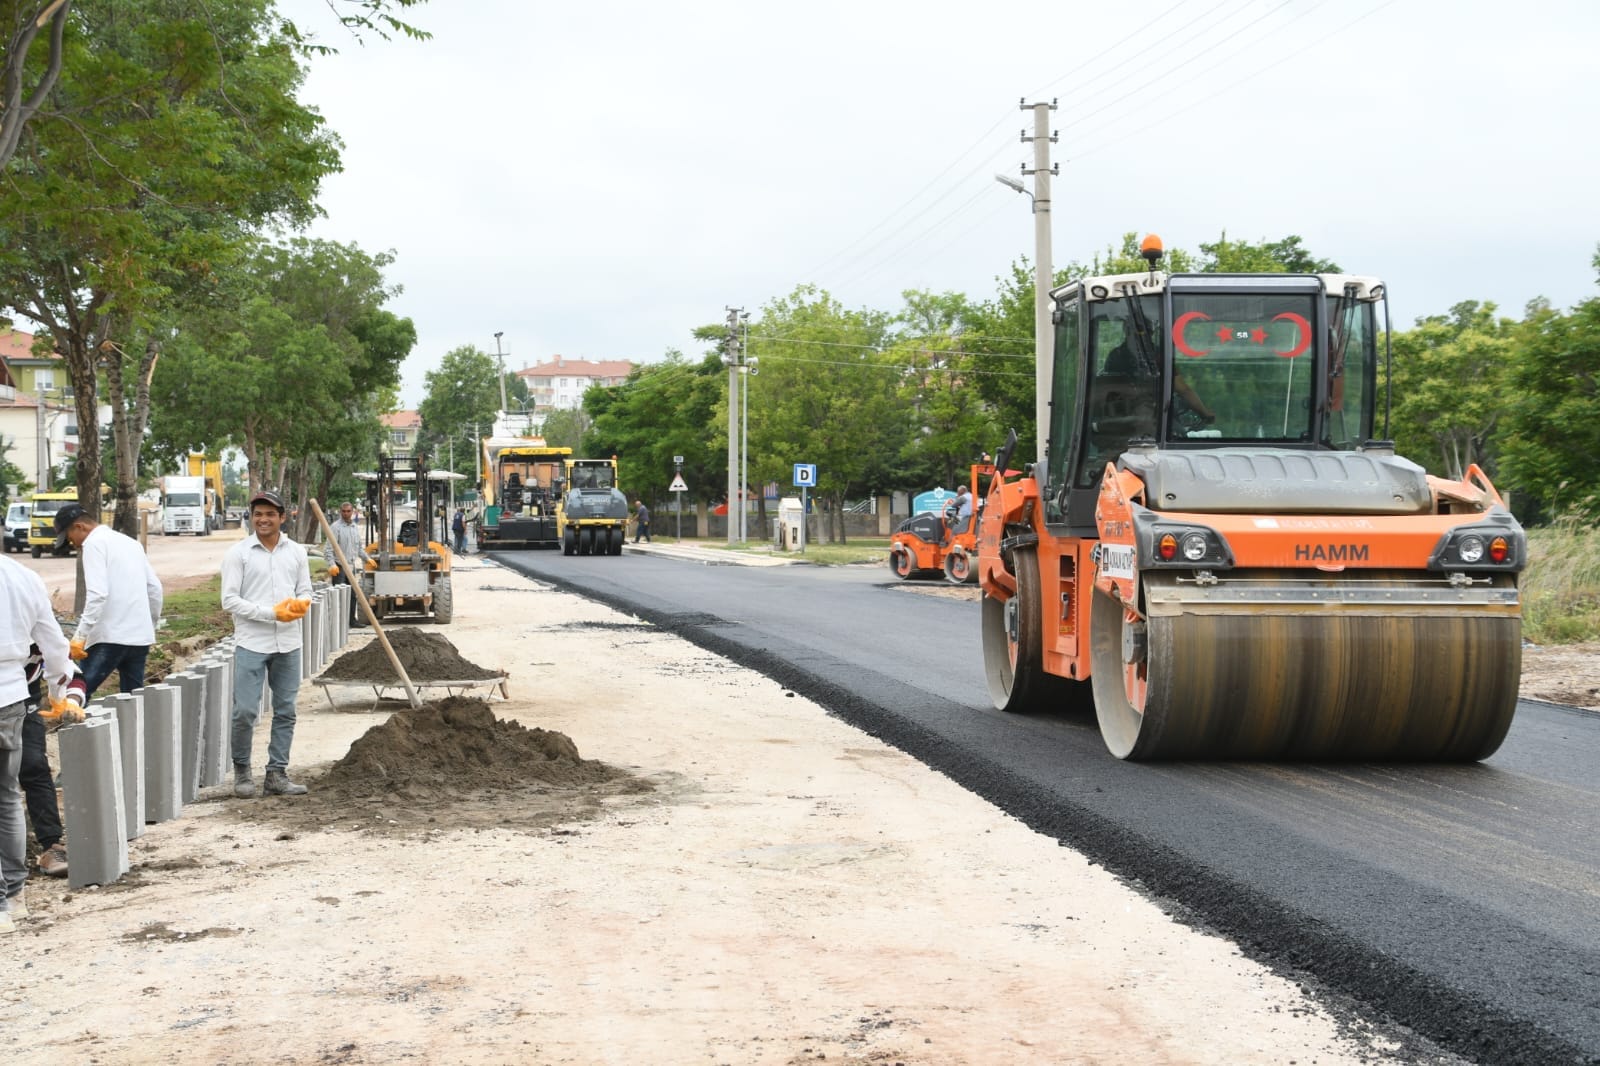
1070, 1, 1398, 160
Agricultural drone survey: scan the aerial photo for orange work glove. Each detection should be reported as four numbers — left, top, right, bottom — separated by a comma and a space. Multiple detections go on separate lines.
69, 639, 87, 661
328, 564, 339, 578
274, 598, 306, 623
42, 694, 85, 725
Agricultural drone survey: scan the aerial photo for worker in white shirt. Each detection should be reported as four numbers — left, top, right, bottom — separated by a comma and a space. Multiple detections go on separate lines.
53, 503, 163, 699
1, 555, 88, 935
322, 500, 369, 628
221, 490, 312, 799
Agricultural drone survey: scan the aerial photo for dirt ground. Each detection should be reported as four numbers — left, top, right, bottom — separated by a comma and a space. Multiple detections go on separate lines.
1, 537, 1590, 1063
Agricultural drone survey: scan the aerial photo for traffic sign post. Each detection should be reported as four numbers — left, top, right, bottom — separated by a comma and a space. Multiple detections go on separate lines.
672, 457, 685, 541
793, 463, 816, 554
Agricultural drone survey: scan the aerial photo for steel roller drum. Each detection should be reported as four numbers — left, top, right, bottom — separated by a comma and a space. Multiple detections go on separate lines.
1091, 570, 1522, 761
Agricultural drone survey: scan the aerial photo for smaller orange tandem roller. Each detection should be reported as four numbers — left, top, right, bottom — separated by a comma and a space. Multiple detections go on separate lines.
977, 238, 1524, 761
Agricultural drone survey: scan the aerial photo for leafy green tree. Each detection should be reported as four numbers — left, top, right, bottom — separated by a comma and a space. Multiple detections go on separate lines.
1497, 263, 1600, 515
1197, 232, 1341, 274
540, 408, 590, 453
745, 285, 902, 542
150, 237, 413, 536
1386, 301, 1517, 483
0, 0, 340, 527
417, 345, 502, 476
586, 350, 724, 510
891, 289, 997, 490
1, 1, 429, 171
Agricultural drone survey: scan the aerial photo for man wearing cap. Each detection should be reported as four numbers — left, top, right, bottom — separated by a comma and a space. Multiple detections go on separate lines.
1, 554, 87, 934
221, 490, 313, 798
54, 503, 164, 698
322, 500, 369, 628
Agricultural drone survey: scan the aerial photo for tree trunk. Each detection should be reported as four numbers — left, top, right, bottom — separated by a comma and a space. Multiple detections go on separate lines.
101, 331, 161, 537
291, 459, 314, 540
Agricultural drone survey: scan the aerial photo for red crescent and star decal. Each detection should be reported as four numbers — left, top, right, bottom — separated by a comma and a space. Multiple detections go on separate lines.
1172, 311, 1211, 357
1270, 312, 1312, 358
1170, 310, 1312, 358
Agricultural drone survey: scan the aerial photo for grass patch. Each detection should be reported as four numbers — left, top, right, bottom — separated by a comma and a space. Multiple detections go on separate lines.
149, 575, 231, 682
1522, 522, 1600, 644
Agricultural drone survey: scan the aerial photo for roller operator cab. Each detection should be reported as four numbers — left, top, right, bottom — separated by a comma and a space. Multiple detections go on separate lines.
978, 242, 1526, 761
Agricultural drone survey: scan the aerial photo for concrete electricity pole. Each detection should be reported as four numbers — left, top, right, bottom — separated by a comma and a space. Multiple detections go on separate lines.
493, 331, 509, 419
723, 307, 743, 545
1021, 99, 1057, 474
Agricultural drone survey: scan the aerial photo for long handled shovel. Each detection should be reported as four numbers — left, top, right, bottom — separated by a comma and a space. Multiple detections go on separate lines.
310, 498, 422, 710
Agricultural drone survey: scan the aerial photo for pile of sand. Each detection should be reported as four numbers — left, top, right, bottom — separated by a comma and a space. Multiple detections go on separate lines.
319, 628, 502, 683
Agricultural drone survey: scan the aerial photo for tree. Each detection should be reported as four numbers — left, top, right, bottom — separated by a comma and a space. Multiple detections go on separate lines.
0, 0, 340, 528
0, 0, 429, 172
540, 407, 590, 453
1497, 260, 1600, 516
1198, 232, 1341, 274
586, 350, 724, 510
150, 237, 413, 536
891, 289, 997, 491
417, 345, 502, 474
744, 285, 901, 542
1386, 301, 1518, 485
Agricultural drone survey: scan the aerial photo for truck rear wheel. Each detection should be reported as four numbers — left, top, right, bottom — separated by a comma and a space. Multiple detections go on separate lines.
563, 528, 577, 555
432, 576, 453, 624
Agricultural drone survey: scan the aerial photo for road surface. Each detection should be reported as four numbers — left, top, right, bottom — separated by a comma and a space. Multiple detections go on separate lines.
492, 546, 1600, 1066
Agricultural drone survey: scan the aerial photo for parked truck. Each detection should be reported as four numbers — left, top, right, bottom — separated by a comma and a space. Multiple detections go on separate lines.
185, 452, 225, 530
161, 474, 212, 536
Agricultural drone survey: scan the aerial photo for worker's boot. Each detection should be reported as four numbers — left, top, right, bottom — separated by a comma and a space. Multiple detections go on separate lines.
264, 770, 308, 796
233, 766, 256, 798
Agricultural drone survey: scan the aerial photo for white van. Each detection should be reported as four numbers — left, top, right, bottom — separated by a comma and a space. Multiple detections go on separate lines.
5, 500, 30, 553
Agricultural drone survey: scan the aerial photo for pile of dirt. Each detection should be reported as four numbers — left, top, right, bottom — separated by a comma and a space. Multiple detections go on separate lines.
319, 627, 501, 682
326, 696, 612, 796
246, 697, 651, 837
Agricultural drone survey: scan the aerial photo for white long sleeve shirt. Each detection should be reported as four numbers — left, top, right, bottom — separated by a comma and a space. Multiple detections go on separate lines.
1, 555, 80, 708
221, 533, 312, 654
77, 524, 163, 648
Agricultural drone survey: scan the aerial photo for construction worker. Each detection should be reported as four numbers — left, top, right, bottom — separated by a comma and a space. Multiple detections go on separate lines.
323, 500, 369, 628
1, 555, 87, 934
52, 502, 163, 699
222, 490, 312, 798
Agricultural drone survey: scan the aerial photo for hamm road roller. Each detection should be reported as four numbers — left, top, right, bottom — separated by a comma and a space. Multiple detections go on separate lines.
978, 237, 1525, 760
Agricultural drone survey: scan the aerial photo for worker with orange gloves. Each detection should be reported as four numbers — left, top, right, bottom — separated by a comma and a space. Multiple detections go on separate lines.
1, 555, 88, 935
52, 502, 164, 699
221, 490, 313, 799
321, 500, 369, 628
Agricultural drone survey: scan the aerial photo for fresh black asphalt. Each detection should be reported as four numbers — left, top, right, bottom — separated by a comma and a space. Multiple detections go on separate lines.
489, 549, 1600, 1065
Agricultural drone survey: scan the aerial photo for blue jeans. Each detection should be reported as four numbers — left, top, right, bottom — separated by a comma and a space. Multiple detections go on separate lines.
1, 700, 26, 905
81, 642, 149, 701
231, 647, 302, 773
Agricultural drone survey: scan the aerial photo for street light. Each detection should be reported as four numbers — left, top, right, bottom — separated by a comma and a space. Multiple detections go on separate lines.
493, 331, 508, 418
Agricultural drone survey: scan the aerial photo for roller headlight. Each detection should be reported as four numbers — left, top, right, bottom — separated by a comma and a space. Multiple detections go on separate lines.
1457, 534, 1485, 564
1181, 532, 1209, 561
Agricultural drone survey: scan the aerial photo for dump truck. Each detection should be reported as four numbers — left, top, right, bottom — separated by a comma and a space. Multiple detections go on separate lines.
561, 456, 629, 556
977, 236, 1525, 761
185, 452, 225, 530
889, 462, 993, 584
477, 437, 573, 549
353, 453, 456, 623
160, 474, 211, 535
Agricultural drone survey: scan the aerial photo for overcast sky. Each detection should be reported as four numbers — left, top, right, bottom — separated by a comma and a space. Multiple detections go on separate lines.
284, 0, 1600, 408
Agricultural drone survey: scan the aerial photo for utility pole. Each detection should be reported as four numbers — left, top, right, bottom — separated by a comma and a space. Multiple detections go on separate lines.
1020, 99, 1057, 475
739, 311, 751, 543
722, 307, 743, 546
493, 331, 509, 420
